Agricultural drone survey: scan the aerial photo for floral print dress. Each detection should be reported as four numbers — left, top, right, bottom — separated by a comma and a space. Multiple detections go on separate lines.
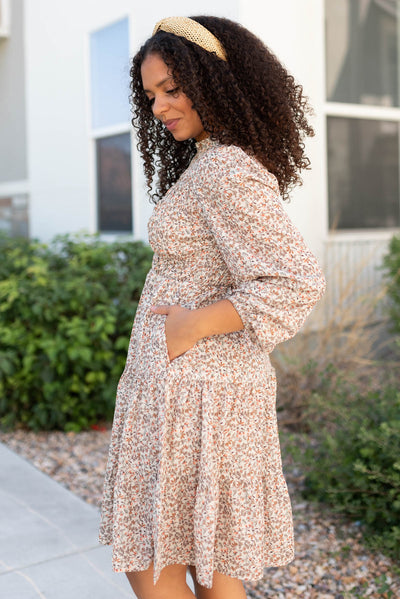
99, 137, 325, 589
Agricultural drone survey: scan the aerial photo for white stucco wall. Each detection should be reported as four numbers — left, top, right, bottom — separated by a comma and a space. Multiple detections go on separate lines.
0, 0, 27, 184
23, 0, 327, 262
24, 0, 240, 242
12, 0, 395, 320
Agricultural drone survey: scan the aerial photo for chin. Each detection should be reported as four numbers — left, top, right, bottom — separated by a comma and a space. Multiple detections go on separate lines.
171, 132, 191, 142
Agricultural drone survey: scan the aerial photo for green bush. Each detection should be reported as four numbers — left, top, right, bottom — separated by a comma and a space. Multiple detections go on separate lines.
383, 234, 400, 337
0, 232, 153, 431
297, 385, 400, 560
283, 237, 400, 560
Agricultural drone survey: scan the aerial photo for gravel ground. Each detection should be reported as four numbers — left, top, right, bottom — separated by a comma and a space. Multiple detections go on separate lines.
1, 428, 399, 599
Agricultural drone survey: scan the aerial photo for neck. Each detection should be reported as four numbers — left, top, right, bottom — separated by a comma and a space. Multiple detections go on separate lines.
195, 131, 210, 142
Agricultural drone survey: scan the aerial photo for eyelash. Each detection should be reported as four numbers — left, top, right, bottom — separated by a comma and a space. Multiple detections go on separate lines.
148, 87, 180, 105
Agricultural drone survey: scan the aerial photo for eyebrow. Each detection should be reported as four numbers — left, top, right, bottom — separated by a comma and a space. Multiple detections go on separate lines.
143, 76, 173, 94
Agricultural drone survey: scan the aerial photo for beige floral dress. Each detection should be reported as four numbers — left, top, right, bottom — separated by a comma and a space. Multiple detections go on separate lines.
99, 137, 325, 589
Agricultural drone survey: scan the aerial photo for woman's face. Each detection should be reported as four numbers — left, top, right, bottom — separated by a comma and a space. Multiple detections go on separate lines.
141, 53, 208, 142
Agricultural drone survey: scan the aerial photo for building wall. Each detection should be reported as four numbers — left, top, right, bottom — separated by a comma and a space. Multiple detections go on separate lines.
241, 0, 399, 322
0, 0, 29, 235
23, 0, 239, 242
3, 0, 397, 319
0, 0, 27, 184
4, 0, 328, 254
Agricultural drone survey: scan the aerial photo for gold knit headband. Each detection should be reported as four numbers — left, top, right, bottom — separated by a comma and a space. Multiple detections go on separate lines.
152, 16, 227, 62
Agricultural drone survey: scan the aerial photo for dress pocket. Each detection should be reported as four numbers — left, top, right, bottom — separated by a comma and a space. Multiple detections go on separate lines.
159, 315, 200, 367
158, 315, 171, 366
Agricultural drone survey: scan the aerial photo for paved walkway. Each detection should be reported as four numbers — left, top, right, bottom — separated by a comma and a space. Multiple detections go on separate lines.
0, 442, 134, 598
0, 442, 195, 598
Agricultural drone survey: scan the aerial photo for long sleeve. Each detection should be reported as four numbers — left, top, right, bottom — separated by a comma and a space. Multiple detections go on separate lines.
196, 145, 326, 354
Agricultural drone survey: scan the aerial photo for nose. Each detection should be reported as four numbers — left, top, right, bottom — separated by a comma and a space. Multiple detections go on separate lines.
152, 94, 169, 119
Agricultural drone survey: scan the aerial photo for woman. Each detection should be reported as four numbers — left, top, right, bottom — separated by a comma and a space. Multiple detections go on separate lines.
99, 15, 325, 599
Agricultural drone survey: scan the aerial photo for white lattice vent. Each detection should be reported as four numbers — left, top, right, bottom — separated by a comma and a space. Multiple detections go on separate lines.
323, 235, 394, 323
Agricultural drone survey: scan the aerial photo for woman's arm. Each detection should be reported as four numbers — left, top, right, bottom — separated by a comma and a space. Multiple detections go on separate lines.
150, 299, 244, 361
152, 146, 325, 362
191, 299, 244, 337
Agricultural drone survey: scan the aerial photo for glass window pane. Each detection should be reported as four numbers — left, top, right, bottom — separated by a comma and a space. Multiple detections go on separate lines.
326, 0, 399, 106
327, 117, 399, 229
0, 194, 29, 237
90, 18, 130, 128
96, 133, 132, 232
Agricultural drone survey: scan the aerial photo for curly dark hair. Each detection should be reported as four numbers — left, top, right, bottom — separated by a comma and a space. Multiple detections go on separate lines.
130, 15, 314, 203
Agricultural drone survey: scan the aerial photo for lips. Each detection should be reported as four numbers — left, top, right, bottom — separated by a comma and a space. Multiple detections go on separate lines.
164, 119, 180, 131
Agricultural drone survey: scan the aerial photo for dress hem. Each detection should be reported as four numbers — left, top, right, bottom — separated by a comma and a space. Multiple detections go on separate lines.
98, 538, 295, 589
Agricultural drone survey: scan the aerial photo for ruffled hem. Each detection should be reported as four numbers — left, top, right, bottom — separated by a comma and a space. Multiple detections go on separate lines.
100, 554, 295, 590
99, 371, 293, 589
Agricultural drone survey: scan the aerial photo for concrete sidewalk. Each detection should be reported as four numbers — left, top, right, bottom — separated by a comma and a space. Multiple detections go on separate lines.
0, 442, 134, 598
0, 443, 196, 598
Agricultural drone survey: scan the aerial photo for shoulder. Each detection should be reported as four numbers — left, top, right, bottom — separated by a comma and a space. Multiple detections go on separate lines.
197, 142, 279, 192
193, 143, 283, 217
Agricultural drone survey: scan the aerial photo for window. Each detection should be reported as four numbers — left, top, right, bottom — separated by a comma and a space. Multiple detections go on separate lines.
96, 133, 132, 232
0, 0, 11, 39
327, 117, 399, 229
0, 195, 29, 237
325, 0, 400, 230
90, 18, 131, 129
326, 0, 398, 107
89, 17, 133, 233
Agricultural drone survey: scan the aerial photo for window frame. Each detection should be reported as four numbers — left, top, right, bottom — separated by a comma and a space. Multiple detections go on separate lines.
94, 128, 133, 234
0, 0, 10, 39
86, 15, 136, 239
324, 0, 400, 237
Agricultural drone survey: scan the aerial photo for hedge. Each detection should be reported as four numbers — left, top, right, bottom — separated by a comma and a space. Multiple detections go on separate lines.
0, 232, 153, 431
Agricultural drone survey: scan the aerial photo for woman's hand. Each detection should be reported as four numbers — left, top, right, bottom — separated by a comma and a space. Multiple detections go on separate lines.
150, 304, 199, 362
151, 299, 244, 362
